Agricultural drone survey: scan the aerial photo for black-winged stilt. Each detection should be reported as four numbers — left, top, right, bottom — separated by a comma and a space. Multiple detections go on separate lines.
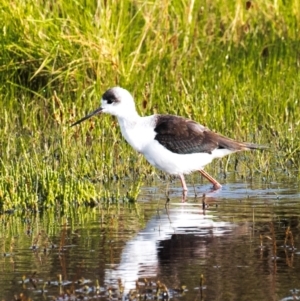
71, 87, 267, 201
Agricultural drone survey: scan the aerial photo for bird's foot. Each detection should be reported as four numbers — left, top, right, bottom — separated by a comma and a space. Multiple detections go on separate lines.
212, 182, 222, 190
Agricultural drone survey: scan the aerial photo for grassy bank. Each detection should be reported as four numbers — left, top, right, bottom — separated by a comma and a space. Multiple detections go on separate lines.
0, 0, 300, 210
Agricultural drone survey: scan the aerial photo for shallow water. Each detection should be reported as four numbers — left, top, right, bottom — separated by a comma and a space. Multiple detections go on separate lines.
1, 175, 300, 301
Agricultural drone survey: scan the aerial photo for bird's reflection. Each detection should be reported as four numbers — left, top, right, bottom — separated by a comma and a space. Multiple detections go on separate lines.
105, 203, 234, 292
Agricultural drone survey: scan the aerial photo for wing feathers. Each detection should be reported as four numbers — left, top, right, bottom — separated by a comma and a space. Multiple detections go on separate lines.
154, 115, 266, 154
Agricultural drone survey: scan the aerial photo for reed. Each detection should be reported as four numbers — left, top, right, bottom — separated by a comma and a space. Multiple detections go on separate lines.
0, 0, 299, 209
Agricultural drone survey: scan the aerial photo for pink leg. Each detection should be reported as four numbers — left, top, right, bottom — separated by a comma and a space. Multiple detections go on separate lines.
179, 174, 188, 202
199, 170, 222, 190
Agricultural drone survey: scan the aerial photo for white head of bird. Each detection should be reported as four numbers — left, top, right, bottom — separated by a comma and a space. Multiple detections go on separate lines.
71, 87, 138, 126
100, 87, 137, 118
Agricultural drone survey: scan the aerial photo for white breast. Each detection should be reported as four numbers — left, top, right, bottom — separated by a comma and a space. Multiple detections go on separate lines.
117, 115, 157, 153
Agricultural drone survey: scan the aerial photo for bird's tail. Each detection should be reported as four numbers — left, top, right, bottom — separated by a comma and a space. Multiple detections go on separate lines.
216, 134, 268, 151
242, 142, 269, 150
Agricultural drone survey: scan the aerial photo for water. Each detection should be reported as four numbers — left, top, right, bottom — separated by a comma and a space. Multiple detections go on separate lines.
1, 176, 300, 301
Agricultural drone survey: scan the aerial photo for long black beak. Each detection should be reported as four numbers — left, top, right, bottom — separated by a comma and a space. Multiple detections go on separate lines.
71, 107, 103, 127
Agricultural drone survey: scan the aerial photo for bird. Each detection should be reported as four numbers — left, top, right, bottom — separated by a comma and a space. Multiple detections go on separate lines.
71, 87, 267, 202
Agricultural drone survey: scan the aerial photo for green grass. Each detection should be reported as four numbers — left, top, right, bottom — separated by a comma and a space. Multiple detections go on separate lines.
0, 0, 300, 210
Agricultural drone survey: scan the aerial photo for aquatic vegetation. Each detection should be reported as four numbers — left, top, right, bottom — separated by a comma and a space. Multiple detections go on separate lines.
0, 0, 300, 208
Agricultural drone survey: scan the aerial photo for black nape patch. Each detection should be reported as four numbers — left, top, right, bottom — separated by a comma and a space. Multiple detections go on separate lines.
102, 89, 120, 104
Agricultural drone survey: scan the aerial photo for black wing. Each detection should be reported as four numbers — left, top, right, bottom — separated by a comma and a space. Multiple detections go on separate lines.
153, 114, 255, 154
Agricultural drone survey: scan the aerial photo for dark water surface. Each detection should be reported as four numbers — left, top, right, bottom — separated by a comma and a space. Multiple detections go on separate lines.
1, 176, 300, 301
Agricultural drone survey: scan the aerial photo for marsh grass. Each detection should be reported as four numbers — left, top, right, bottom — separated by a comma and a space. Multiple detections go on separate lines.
1, 0, 300, 210
0, 202, 144, 262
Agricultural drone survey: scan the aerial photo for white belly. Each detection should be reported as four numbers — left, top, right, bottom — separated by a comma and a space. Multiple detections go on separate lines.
141, 140, 216, 175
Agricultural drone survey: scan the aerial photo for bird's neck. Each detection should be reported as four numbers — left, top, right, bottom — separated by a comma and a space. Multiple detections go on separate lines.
117, 112, 153, 153
116, 111, 140, 128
